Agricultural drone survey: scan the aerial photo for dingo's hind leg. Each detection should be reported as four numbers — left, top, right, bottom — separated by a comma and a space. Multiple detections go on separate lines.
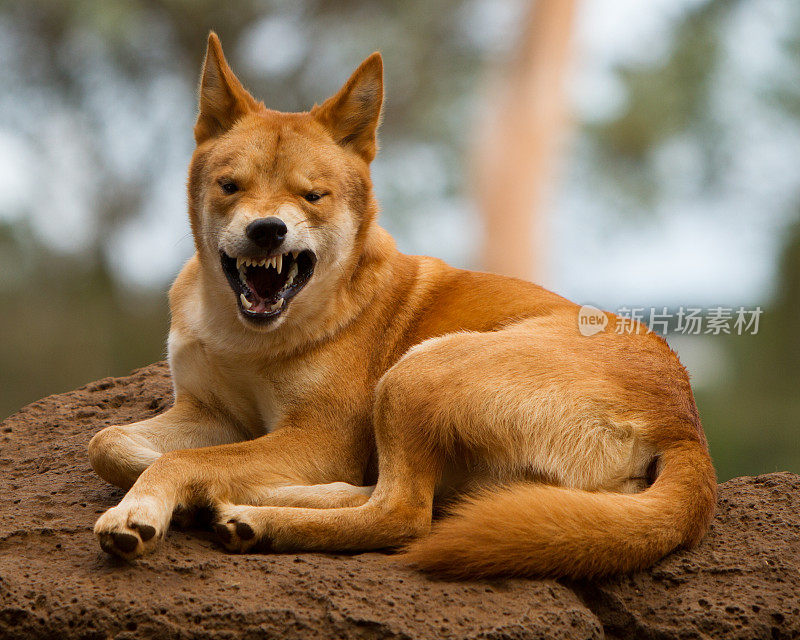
211, 323, 646, 554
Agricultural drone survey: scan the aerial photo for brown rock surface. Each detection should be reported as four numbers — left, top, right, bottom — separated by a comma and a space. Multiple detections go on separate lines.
0, 362, 798, 639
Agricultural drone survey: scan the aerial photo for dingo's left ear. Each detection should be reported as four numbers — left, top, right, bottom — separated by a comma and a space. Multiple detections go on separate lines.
312, 53, 383, 163
194, 32, 260, 145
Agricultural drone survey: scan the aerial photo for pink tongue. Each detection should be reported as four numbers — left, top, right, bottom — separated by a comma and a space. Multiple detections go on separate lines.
249, 299, 270, 313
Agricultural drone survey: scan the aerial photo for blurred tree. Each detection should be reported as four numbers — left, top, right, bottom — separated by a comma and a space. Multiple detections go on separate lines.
585, 0, 800, 479
588, 0, 737, 209
693, 222, 800, 480
0, 0, 493, 417
0, 221, 168, 415
475, 0, 577, 282
0, 0, 797, 485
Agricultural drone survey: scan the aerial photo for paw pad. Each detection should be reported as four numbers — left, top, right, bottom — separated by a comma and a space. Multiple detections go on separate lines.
112, 532, 140, 553
235, 521, 255, 540
213, 515, 260, 553
135, 523, 157, 542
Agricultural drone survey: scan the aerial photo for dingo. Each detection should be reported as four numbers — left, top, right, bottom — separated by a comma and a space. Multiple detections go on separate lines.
90, 33, 716, 578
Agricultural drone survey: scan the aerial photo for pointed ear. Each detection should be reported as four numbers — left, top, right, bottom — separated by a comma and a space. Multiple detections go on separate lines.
194, 32, 260, 145
312, 52, 384, 162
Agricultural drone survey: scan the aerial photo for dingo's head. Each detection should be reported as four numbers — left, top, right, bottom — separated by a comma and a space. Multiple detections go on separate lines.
188, 33, 383, 331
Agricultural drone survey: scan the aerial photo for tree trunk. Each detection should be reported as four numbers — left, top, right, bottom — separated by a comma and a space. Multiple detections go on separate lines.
474, 0, 577, 283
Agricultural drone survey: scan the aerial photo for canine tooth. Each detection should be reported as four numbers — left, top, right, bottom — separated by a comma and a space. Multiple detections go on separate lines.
240, 293, 253, 310
236, 257, 244, 270
269, 298, 285, 312
287, 262, 298, 284
276, 253, 283, 274
292, 251, 299, 260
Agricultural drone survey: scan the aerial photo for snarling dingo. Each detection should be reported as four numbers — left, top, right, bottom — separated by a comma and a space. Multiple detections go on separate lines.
89, 33, 716, 579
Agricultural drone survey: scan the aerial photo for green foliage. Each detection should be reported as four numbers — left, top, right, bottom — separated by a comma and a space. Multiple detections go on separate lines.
0, 0, 797, 483
586, 0, 799, 479
0, 0, 483, 417
0, 222, 167, 418
589, 0, 739, 211
697, 220, 800, 480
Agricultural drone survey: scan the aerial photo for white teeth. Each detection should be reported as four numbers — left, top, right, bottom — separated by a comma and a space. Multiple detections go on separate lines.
236, 253, 296, 272
232, 251, 299, 314
286, 262, 298, 285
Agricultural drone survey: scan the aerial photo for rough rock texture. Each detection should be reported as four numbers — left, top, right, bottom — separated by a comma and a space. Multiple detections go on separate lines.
1, 362, 798, 639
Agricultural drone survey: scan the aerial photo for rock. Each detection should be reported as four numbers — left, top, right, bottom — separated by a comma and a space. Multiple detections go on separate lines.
0, 362, 798, 639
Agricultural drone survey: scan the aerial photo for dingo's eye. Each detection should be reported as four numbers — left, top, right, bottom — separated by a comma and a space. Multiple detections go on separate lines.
219, 180, 239, 195
304, 192, 323, 203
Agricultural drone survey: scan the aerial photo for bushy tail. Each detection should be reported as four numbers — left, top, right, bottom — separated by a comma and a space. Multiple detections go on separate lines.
400, 439, 717, 579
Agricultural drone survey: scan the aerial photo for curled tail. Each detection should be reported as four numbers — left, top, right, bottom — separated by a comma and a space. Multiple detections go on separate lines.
400, 438, 717, 579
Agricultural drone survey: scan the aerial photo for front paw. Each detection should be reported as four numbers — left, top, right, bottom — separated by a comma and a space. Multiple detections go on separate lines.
213, 504, 264, 553
94, 496, 170, 559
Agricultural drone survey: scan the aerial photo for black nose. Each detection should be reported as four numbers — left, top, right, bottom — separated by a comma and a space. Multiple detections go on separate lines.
245, 217, 287, 251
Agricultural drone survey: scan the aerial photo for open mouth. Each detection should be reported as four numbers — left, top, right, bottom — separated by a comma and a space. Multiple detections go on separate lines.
220, 249, 316, 322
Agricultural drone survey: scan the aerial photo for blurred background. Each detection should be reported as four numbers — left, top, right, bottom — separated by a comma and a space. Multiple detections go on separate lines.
0, 0, 797, 481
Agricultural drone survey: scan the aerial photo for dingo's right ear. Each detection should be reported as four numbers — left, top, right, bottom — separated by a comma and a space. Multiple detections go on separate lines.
194, 32, 260, 145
